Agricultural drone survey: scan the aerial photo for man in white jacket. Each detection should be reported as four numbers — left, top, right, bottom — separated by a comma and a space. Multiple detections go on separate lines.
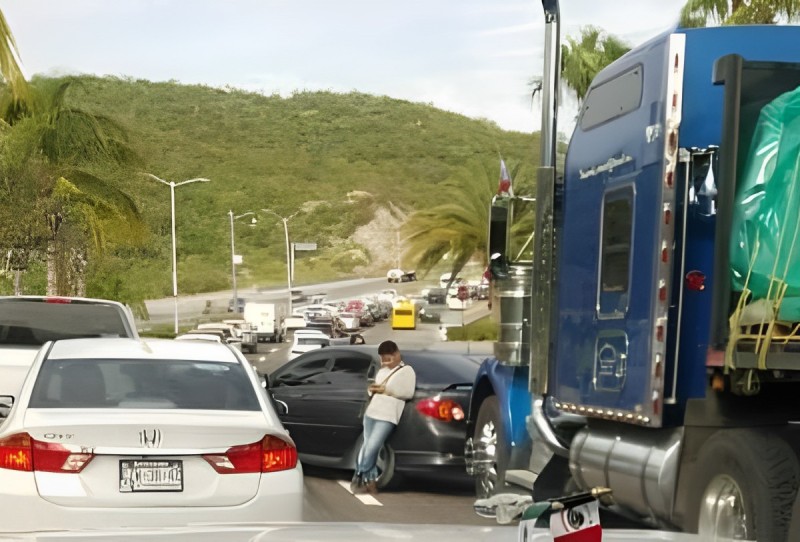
351, 340, 416, 495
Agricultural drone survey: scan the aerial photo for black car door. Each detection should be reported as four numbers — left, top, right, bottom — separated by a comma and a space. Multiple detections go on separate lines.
270, 350, 374, 457
269, 351, 335, 455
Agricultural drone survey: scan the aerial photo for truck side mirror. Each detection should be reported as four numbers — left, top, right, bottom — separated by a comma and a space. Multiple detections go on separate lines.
488, 198, 510, 279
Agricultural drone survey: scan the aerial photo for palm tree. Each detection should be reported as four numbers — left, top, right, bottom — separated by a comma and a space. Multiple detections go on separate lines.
0, 77, 146, 295
0, 8, 31, 121
403, 159, 532, 283
560, 26, 631, 102
680, 0, 800, 27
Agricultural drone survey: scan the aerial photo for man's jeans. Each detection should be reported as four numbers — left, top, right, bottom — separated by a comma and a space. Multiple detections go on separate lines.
355, 416, 395, 482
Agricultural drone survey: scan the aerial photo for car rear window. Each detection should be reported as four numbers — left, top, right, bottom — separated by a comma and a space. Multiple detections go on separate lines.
28, 358, 261, 410
403, 351, 480, 386
0, 300, 132, 346
298, 337, 329, 346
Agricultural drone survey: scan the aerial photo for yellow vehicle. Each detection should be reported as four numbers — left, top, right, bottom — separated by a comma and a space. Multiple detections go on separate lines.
391, 299, 417, 330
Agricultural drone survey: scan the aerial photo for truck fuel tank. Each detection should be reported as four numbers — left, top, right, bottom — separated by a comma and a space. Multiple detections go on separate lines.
493, 264, 532, 366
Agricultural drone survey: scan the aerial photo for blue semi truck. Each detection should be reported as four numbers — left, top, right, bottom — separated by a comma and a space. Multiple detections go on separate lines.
465, 2, 800, 540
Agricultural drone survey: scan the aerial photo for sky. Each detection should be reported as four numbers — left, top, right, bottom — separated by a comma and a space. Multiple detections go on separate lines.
3, 0, 687, 135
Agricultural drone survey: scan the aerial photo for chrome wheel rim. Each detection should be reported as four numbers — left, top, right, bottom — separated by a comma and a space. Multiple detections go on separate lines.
475, 420, 498, 498
698, 474, 751, 540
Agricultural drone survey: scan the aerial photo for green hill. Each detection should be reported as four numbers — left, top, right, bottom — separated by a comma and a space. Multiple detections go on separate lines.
3, 75, 539, 303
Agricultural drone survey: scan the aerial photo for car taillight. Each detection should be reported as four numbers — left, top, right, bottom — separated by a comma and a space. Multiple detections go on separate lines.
203, 435, 297, 474
0, 433, 32, 471
0, 433, 93, 472
32, 440, 93, 472
416, 397, 465, 422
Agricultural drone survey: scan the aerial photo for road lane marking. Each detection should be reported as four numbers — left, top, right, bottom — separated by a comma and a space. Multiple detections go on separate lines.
337, 480, 382, 506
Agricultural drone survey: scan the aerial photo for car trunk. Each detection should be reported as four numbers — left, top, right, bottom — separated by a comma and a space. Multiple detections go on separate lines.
23, 409, 273, 507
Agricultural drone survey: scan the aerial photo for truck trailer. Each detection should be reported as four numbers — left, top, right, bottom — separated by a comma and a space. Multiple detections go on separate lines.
465, 2, 800, 540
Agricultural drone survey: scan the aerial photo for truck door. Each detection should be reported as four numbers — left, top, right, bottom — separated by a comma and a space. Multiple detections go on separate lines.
552, 34, 684, 427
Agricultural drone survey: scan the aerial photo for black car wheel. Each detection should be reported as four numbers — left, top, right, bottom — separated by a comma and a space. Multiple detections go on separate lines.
375, 443, 397, 489
473, 396, 509, 499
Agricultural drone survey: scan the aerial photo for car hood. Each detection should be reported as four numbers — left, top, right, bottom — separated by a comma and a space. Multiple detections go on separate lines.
0, 523, 702, 541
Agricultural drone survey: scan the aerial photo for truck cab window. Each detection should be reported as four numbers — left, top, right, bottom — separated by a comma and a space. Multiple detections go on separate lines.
599, 189, 633, 313
579, 65, 643, 131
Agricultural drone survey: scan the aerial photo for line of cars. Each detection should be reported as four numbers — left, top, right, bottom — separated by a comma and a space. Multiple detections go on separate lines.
0, 291, 485, 532
0, 296, 303, 533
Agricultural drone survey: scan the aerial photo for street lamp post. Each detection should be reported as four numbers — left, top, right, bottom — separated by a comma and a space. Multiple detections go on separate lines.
147, 173, 210, 334
228, 210, 256, 313
261, 209, 299, 316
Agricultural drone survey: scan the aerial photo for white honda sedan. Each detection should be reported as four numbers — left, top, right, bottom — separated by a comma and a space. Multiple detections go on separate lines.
0, 338, 303, 532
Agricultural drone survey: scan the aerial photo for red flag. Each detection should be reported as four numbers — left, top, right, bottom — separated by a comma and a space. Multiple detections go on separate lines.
497, 159, 513, 196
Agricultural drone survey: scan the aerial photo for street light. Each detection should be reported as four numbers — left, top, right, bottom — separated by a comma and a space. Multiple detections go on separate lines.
228, 210, 257, 313
261, 208, 300, 315
147, 173, 210, 334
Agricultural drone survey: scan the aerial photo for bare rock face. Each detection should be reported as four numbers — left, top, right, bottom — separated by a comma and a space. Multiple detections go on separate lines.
350, 202, 408, 275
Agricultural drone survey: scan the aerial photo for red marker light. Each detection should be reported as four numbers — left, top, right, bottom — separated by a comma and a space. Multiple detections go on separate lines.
686, 271, 706, 291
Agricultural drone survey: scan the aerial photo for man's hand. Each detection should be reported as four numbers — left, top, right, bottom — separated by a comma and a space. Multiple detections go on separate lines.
369, 384, 386, 394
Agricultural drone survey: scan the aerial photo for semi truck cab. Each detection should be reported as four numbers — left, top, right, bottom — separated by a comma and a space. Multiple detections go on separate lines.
468, 4, 800, 539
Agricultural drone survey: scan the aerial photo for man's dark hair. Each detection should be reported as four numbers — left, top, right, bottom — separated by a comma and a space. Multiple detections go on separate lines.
377, 340, 399, 355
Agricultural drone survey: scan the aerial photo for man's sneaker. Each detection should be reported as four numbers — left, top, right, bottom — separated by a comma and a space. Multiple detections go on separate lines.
350, 474, 365, 494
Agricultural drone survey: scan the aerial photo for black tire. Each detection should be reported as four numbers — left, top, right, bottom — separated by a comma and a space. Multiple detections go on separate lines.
473, 396, 510, 499
687, 429, 799, 541
375, 443, 398, 490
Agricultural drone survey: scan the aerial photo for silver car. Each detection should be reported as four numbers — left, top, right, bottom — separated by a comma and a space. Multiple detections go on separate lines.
0, 338, 303, 532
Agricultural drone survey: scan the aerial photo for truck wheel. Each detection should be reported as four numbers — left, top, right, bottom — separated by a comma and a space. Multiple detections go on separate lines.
473, 396, 509, 499
376, 443, 398, 490
689, 429, 799, 541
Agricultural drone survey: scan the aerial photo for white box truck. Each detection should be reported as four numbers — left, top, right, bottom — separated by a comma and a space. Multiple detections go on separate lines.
243, 302, 286, 343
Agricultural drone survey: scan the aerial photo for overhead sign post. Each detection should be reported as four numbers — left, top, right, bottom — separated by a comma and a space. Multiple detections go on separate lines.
290, 243, 316, 282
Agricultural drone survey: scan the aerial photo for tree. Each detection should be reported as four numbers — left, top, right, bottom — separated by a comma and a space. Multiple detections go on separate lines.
0, 8, 31, 121
560, 26, 631, 102
680, 0, 800, 27
403, 159, 533, 283
0, 77, 146, 295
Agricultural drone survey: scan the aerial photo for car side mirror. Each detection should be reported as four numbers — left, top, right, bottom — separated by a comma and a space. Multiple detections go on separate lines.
258, 372, 269, 389
0, 395, 14, 418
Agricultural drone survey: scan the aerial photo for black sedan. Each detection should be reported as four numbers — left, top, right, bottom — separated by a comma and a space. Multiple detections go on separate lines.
266, 345, 478, 488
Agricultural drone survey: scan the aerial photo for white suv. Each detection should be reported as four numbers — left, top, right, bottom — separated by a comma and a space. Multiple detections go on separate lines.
0, 296, 139, 418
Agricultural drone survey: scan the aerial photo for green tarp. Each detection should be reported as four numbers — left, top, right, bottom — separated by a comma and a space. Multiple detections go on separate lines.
731, 85, 800, 321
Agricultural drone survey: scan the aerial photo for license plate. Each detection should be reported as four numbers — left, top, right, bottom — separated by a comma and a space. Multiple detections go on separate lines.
119, 460, 183, 492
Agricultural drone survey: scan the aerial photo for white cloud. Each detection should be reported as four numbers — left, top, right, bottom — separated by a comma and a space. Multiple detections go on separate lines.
3, 0, 687, 135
